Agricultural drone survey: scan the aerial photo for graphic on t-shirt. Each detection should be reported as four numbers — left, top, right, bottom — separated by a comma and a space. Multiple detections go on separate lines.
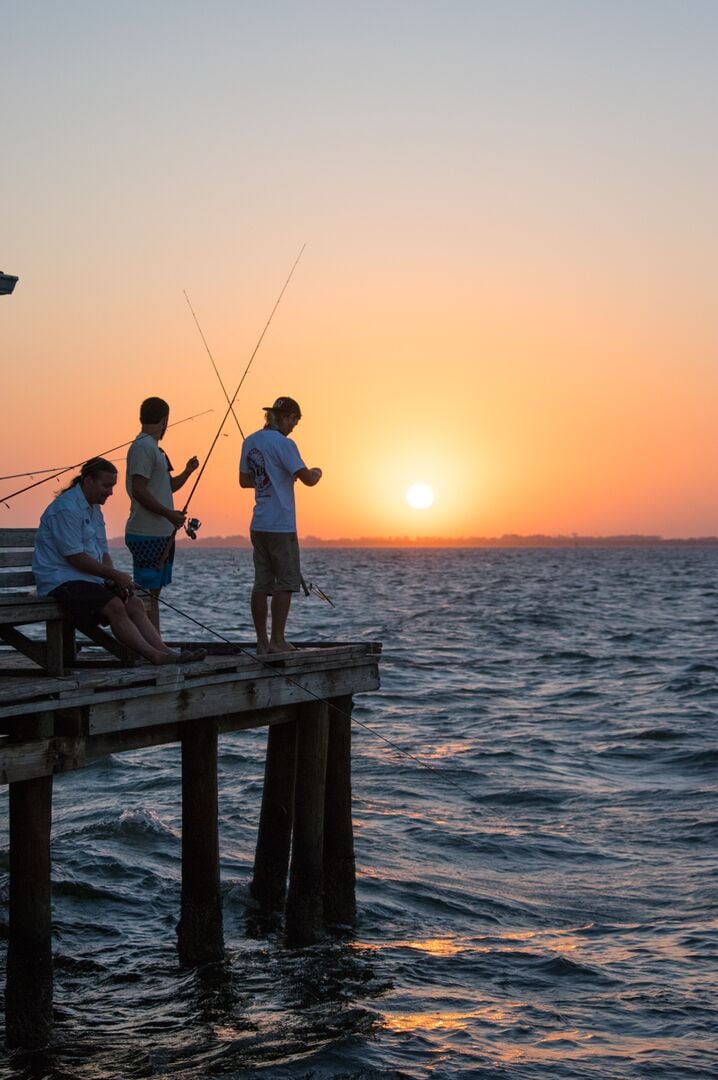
248, 447, 271, 497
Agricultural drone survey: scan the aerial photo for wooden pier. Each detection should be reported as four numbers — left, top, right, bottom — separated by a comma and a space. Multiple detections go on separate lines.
0, 640, 381, 1049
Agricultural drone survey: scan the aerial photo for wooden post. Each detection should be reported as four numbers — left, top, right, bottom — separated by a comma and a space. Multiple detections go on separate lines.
176, 719, 224, 966
250, 719, 297, 918
285, 700, 329, 947
323, 694, 357, 928
5, 774, 54, 1049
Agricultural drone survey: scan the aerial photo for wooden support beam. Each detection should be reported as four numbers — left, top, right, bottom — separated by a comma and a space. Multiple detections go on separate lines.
250, 718, 297, 920
176, 720, 224, 966
0, 625, 47, 669
323, 694, 357, 928
5, 774, 54, 1049
285, 701, 329, 947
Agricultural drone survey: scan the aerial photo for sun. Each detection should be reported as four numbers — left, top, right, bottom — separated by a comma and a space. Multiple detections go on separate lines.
406, 483, 435, 510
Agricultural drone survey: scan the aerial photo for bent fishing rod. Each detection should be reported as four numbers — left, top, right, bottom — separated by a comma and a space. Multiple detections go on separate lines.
0, 409, 214, 508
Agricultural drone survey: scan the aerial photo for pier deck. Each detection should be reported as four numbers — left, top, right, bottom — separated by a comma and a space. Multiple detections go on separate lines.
0, 641, 381, 781
0, 640, 382, 1049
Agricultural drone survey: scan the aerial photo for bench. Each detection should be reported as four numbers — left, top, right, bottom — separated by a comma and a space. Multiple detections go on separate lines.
0, 528, 136, 674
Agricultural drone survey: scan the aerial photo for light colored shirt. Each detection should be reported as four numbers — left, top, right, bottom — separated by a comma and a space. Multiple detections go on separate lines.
33, 483, 110, 594
240, 428, 305, 532
125, 433, 174, 537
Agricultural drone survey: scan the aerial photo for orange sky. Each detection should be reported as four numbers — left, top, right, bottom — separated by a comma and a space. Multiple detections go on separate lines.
3, 3, 717, 540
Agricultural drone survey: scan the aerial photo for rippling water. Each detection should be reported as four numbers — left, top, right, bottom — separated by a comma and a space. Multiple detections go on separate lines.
1, 546, 717, 1078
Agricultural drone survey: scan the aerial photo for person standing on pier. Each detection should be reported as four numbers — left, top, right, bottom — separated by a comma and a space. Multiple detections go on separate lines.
33, 458, 203, 664
239, 396, 322, 653
125, 397, 199, 631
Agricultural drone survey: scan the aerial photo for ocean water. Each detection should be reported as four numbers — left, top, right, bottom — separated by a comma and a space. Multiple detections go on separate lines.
1, 546, 717, 1079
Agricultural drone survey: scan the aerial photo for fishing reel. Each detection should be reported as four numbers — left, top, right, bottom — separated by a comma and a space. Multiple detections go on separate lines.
185, 517, 202, 541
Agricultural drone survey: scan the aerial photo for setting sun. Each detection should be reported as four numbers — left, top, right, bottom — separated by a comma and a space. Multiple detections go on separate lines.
406, 483, 435, 510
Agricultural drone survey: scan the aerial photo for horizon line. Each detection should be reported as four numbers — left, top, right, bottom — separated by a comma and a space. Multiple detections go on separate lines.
106, 532, 718, 549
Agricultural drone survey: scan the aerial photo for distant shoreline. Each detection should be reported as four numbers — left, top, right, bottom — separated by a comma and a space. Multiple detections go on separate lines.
107, 534, 718, 550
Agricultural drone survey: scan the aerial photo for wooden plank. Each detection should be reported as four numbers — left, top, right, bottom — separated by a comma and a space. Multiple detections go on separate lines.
0, 571, 35, 588
0, 736, 86, 784
0, 552, 33, 569
0, 528, 37, 547
85, 704, 301, 763
88, 663, 380, 734
0, 600, 63, 623
0, 626, 48, 668
0, 655, 380, 720
0, 676, 81, 704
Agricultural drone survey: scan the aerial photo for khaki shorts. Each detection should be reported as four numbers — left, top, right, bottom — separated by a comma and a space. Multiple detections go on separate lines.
250, 531, 301, 593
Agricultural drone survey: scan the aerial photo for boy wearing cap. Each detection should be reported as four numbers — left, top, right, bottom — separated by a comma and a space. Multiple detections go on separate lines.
239, 396, 322, 653
125, 397, 199, 630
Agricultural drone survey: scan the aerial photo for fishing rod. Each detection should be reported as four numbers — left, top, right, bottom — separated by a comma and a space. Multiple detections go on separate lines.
183, 274, 334, 607
180, 243, 306, 516
183, 291, 245, 440
143, 586, 478, 805
0, 409, 214, 508
0, 466, 76, 481
0, 456, 128, 482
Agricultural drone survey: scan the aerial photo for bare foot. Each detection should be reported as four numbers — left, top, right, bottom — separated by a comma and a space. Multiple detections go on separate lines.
268, 640, 297, 653
154, 652, 181, 665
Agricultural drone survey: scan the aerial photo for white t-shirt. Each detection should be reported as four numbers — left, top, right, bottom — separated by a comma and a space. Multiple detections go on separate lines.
240, 428, 305, 532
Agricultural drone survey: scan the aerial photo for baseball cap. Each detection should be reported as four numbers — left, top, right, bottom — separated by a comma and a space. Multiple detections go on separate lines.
263, 396, 302, 418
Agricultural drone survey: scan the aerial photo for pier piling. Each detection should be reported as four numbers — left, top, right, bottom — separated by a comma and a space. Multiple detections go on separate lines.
250, 718, 297, 918
0, 640, 380, 1044
177, 719, 224, 966
5, 774, 53, 1049
285, 700, 330, 946
323, 694, 357, 928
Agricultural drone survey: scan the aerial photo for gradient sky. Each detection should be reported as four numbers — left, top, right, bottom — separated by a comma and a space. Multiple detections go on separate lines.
3, 1, 717, 539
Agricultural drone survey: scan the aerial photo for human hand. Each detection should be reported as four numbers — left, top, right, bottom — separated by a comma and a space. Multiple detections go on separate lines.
114, 572, 135, 596
186, 456, 199, 474
167, 509, 187, 528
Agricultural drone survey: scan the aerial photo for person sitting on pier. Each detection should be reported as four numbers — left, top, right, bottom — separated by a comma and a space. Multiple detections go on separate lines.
239, 396, 322, 654
33, 457, 204, 665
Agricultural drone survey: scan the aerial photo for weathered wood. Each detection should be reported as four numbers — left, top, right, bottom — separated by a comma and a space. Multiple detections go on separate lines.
0, 735, 85, 784
0, 528, 37, 547
5, 773, 54, 1049
285, 700, 329, 946
176, 720, 224, 966
0, 625, 48, 667
0, 598, 62, 623
0, 570, 35, 588
323, 694, 357, 928
87, 662, 378, 734
0, 551, 35, 568
46, 619, 66, 676
250, 719, 297, 917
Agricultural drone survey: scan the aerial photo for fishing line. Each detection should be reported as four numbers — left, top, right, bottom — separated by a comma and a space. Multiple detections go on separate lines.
180, 244, 306, 516
183, 291, 245, 440
0, 410, 214, 507
139, 587, 479, 806
183, 280, 334, 606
